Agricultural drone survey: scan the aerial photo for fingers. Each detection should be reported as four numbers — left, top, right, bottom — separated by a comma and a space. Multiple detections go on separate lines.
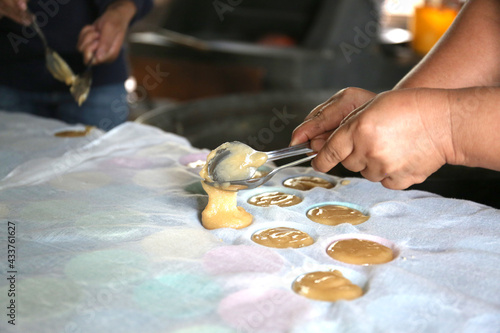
306, 88, 442, 191
0, 0, 30, 25
303, 94, 337, 122
308, 94, 375, 173
77, 25, 100, 63
290, 87, 376, 146
309, 132, 332, 152
311, 124, 354, 173
359, 166, 385, 183
77, 25, 98, 50
77, 20, 125, 65
83, 40, 99, 64
290, 95, 341, 147
17, 0, 26, 11
339, 98, 374, 126
92, 15, 126, 64
95, 28, 124, 63
381, 175, 418, 190
380, 166, 429, 190
341, 149, 367, 173
360, 156, 428, 190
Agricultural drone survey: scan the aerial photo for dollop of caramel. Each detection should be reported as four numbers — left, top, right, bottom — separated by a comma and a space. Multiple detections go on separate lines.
200, 181, 252, 230
54, 126, 93, 137
199, 142, 266, 229
292, 270, 363, 301
251, 227, 314, 248
200, 142, 267, 186
283, 176, 334, 191
307, 205, 369, 226
327, 239, 394, 265
247, 191, 302, 207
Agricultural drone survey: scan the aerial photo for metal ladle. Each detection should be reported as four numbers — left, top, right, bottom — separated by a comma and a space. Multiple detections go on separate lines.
205, 142, 316, 190
70, 53, 95, 106
29, 11, 75, 86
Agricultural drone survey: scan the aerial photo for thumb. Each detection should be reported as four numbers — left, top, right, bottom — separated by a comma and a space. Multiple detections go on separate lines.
311, 124, 354, 173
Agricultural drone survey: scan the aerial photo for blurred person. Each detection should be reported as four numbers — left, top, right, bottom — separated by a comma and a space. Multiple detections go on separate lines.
291, 0, 500, 190
0, 0, 153, 129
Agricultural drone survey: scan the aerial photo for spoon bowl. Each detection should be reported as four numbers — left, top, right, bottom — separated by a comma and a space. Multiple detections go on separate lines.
204, 154, 317, 191
29, 12, 75, 85
70, 54, 95, 106
206, 142, 315, 190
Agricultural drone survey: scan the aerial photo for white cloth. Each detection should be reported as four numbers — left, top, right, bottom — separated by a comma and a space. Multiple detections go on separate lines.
0, 111, 499, 333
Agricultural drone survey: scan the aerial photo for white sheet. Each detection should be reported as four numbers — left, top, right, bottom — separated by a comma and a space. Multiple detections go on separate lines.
0, 111, 499, 333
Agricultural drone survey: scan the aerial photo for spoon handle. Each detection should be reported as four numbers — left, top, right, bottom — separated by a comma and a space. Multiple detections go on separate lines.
270, 154, 317, 174
85, 52, 96, 72
29, 13, 49, 50
266, 142, 314, 161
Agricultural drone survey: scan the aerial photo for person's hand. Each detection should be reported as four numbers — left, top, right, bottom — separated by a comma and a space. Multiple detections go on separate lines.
290, 87, 376, 152
77, 0, 137, 65
310, 88, 455, 190
0, 0, 31, 25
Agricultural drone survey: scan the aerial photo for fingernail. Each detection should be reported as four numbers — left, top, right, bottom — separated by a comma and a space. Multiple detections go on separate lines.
97, 49, 106, 61
18, 1, 27, 11
22, 17, 31, 26
311, 159, 317, 171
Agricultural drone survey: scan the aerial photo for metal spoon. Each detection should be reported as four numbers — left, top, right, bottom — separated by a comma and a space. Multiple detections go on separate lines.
204, 154, 317, 191
29, 11, 75, 85
206, 142, 315, 190
70, 53, 95, 106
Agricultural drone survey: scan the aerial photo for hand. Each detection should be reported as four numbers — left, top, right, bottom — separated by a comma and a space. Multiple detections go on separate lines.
310, 88, 454, 190
290, 87, 376, 152
0, 0, 30, 25
77, 0, 136, 65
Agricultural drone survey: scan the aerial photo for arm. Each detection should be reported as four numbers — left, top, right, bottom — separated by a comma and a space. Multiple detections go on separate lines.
396, 0, 500, 89
446, 86, 500, 170
290, 0, 500, 189
94, 0, 153, 24
292, 0, 500, 149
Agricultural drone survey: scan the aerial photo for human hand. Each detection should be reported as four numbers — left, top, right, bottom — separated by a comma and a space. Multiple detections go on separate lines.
0, 0, 31, 25
290, 87, 376, 152
310, 88, 454, 190
77, 0, 136, 65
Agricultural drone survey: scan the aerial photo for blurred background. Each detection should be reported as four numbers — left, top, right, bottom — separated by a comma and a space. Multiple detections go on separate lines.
120, 0, 500, 208
125, 0, 461, 117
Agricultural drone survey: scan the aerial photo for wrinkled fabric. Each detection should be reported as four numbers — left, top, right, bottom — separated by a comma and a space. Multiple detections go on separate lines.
0, 111, 499, 333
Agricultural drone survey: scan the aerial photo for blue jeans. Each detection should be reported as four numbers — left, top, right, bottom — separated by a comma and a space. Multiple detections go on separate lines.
0, 84, 129, 130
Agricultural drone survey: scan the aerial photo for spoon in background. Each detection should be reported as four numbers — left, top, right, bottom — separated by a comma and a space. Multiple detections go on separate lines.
28, 11, 75, 86
70, 53, 95, 106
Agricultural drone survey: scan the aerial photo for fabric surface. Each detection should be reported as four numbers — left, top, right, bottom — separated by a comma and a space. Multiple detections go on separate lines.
0, 111, 499, 333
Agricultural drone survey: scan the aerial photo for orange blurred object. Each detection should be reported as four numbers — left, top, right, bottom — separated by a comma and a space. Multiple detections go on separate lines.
257, 34, 296, 47
411, 5, 458, 55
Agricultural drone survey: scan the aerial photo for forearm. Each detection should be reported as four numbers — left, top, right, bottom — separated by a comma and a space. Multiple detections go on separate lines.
446, 87, 500, 170
96, 0, 152, 25
395, 0, 500, 89
104, 0, 137, 24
